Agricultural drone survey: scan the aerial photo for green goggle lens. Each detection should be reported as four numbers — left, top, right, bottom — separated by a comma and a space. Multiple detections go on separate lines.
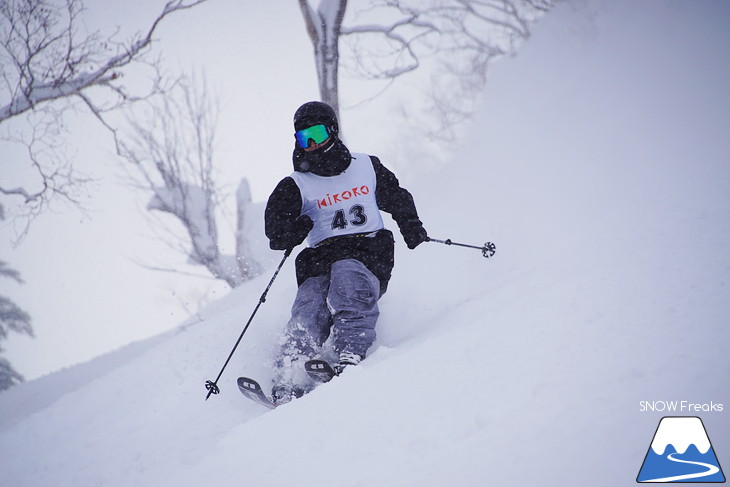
295, 124, 330, 149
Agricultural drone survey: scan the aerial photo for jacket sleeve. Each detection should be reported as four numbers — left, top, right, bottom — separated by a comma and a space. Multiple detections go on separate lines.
264, 177, 313, 250
370, 156, 428, 249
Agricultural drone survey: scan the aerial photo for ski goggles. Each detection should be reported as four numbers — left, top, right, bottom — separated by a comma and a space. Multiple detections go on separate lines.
295, 124, 330, 149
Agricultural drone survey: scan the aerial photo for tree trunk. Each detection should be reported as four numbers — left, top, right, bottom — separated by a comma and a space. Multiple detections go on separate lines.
298, 0, 348, 122
235, 179, 263, 281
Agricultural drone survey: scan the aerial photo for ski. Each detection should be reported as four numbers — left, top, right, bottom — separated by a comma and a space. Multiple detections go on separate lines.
238, 361, 338, 408
304, 359, 338, 383
237, 377, 276, 409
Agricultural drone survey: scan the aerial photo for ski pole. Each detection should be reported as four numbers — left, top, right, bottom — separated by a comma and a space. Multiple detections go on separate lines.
426, 237, 496, 259
205, 248, 292, 400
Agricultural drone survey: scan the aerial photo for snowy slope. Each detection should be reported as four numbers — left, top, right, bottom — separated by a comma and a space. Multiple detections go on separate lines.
1, 1, 729, 486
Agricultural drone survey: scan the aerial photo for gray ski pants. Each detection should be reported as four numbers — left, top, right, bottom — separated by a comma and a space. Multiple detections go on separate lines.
276, 259, 380, 374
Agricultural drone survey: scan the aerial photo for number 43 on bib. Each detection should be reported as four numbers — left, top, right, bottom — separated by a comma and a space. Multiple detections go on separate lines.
331, 204, 367, 230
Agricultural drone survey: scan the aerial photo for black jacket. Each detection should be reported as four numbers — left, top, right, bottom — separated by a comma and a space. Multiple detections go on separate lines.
265, 154, 426, 295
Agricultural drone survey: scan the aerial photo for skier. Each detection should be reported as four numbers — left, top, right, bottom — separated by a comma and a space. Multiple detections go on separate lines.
264, 101, 428, 404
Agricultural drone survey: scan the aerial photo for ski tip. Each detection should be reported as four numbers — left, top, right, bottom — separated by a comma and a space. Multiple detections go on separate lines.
237, 377, 277, 409
304, 359, 337, 383
237, 376, 262, 391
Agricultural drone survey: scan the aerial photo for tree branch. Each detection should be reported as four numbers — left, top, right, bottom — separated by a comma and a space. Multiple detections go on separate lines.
0, 0, 210, 239
0, 0, 209, 123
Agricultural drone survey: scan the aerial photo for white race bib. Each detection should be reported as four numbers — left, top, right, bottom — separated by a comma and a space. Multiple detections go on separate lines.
290, 153, 385, 247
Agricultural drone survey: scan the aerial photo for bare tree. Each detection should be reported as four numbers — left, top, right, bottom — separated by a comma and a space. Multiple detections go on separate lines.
298, 0, 554, 136
0, 0, 210, 238
298, 0, 349, 119
118, 75, 263, 288
0, 259, 33, 391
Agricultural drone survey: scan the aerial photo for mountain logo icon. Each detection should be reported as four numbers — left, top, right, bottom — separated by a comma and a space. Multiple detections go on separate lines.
637, 416, 726, 483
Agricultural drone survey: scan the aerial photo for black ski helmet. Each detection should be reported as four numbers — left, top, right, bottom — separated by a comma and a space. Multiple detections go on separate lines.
293, 101, 339, 137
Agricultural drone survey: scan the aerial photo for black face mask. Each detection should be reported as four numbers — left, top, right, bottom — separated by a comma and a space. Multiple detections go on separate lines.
292, 137, 351, 176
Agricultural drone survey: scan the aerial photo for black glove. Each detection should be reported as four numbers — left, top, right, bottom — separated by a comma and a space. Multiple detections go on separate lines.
402, 221, 428, 250
290, 215, 314, 248
269, 215, 313, 250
